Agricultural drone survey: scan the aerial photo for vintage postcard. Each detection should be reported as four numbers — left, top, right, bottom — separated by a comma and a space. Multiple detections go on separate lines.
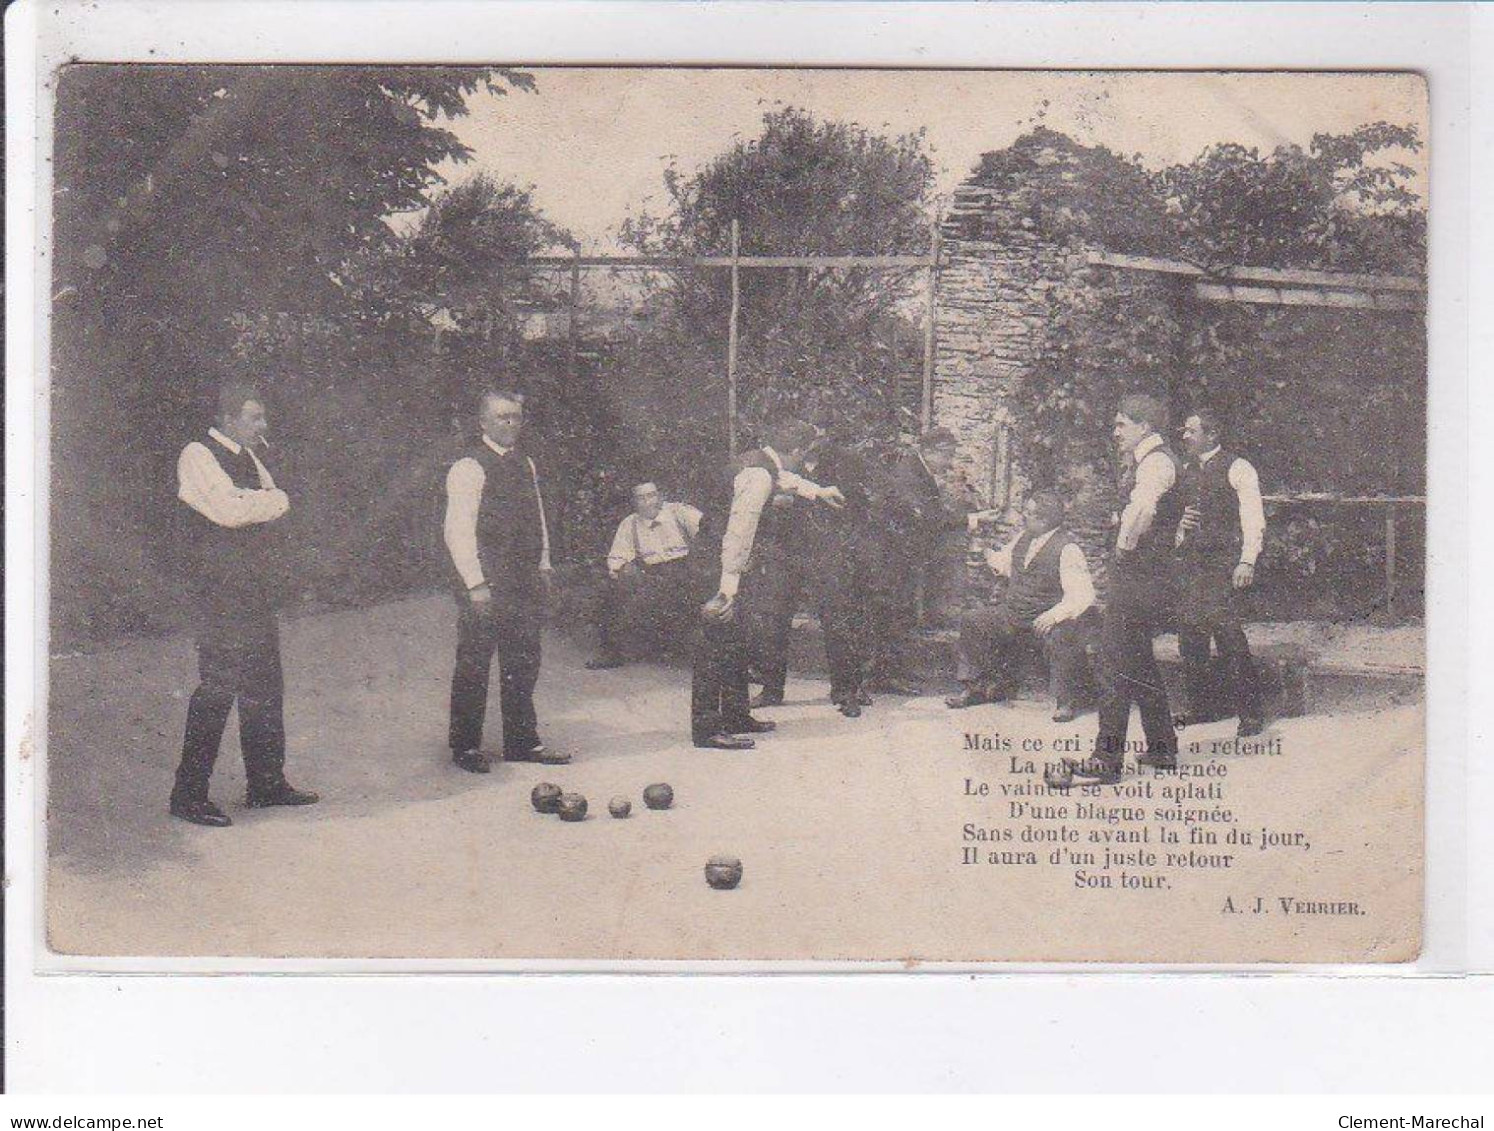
40, 65, 1427, 964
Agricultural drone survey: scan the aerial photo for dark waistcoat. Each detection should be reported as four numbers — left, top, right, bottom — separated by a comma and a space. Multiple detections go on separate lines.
691, 449, 782, 587
181, 436, 281, 609
1116, 441, 1184, 575
1003, 527, 1073, 622
464, 443, 545, 596
1177, 450, 1244, 562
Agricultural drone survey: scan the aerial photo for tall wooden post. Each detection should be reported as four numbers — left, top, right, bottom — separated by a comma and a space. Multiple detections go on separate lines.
1384, 503, 1398, 618
921, 221, 941, 430
568, 248, 581, 385
727, 219, 741, 455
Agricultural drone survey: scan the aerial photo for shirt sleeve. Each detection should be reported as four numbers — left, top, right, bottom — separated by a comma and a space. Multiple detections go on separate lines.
776, 469, 835, 502
177, 442, 290, 529
983, 533, 1019, 578
1117, 451, 1178, 551
607, 516, 638, 574
444, 458, 486, 590
676, 503, 703, 540
1048, 543, 1097, 621
718, 467, 774, 597
1229, 458, 1266, 566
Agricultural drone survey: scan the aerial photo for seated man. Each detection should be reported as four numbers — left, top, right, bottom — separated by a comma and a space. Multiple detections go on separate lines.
587, 481, 703, 669
946, 490, 1095, 722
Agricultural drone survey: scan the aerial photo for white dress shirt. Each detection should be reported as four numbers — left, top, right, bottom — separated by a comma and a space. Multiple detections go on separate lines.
177, 427, 289, 528
984, 527, 1097, 622
444, 435, 553, 590
607, 502, 703, 574
1116, 432, 1178, 552
1194, 445, 1266, 566
717, 446, 834, 597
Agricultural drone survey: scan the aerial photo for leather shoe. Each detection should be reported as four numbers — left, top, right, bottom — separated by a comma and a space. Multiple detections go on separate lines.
585, 655, 626, 670
749, 691, 784, 709
504, 743, 571, 765
1051, 707, 1078, 723
726, 716, 776, 734
1237, 718, 1265, 738
945, 688, 991, 710
453, 749, 492, 774
246, 783, 321, 808
169, 798, 233, 827
1135, 752, 1178, 771
694, 733, 755, 750
839, 702, 862, 718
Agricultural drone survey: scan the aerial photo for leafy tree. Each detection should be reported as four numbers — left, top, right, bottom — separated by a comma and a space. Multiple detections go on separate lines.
1162, 123, 1425, 273
984, 124, 1426, 619
50, 65, 535, 641
620, 107, 936, 442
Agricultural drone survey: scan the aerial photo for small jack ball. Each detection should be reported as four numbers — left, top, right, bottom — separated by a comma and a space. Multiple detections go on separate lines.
608, 796, 632, 819
705, 855, 743, 890
643, 783, 674, 810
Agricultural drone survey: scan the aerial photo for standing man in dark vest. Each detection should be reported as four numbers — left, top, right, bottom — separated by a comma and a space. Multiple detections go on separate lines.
945, 490, 1096, 722
170, 383, 319, 827
690, 417, 843, 750
1175, 409, 1267, 737
1068, 393, 1185, 784
444, 388, 569, 773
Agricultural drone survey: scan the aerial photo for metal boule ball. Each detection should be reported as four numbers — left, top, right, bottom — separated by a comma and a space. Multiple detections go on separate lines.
642, 783, 674, 810
705, 855, 743, 890
557, 793, 588, 822
608, 796, 632, 819
531, 782, 563, 813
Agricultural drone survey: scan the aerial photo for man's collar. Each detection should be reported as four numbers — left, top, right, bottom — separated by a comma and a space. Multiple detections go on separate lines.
1198, 445, 1222, 465
209, 427, 243, 456
761, 446, 785, 473
482, 435, 512, 457
1133, 433, 1164, 463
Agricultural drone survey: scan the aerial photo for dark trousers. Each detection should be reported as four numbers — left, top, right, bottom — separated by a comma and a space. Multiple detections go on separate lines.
596, 558, 694, 660
448, 597, 542, 756
1096, 571, 1178, 764
750, 562, 801, 699
867, 548, 922, 683
957, 605, 1087, 712
820, 580, 869, 704
691, 611, 752, 741
1178, 562, 1263, 723
172, 611, 287, 804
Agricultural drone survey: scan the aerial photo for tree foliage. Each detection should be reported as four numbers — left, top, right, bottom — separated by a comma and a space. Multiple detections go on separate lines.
621, 107, 936, 439
50, 65, 535, 642
992, 123, 1426, 619
1162, 123, 1425, 273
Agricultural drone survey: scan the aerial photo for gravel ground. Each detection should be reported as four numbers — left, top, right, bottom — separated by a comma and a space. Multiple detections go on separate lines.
45, 593, 1423, 963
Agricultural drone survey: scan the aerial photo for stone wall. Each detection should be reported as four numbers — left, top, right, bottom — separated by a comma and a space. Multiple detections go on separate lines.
934, 183, 1079, 513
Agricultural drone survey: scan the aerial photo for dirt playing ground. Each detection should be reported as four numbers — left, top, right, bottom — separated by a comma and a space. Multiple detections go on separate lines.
45, 593, 1423, 963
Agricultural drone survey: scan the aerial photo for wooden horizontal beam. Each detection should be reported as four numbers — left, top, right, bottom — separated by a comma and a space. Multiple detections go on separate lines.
1087, 251, 1424, 294
1263, 494, 1425, 505
1193, 281, 1424, 310
512, 253, 935, 270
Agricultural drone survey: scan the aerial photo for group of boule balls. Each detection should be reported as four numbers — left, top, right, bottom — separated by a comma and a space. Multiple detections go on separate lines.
528, 780, 742, 890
